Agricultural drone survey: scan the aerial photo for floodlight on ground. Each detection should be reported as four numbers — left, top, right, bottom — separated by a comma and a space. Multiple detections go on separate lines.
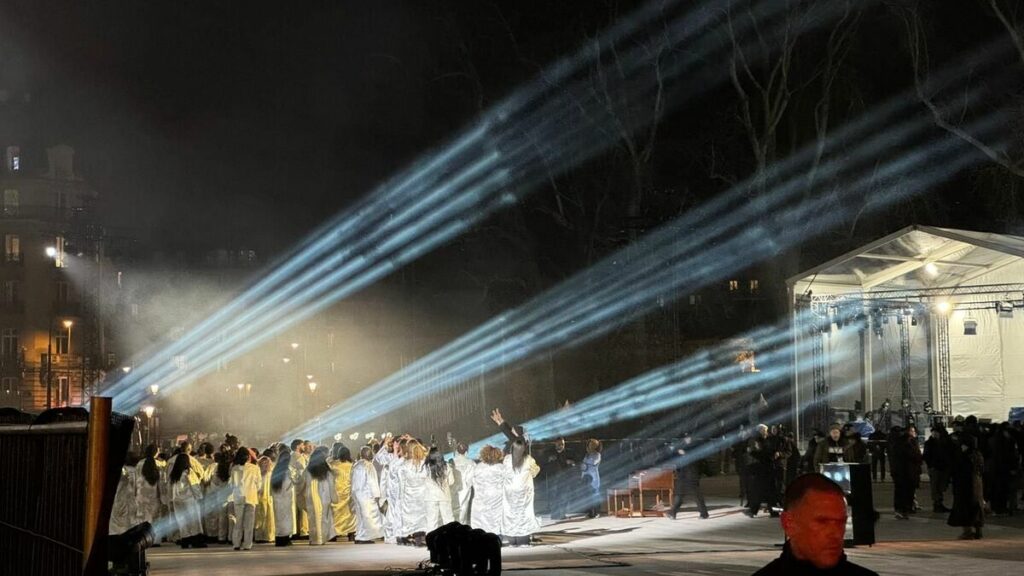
108, 521, 155, 576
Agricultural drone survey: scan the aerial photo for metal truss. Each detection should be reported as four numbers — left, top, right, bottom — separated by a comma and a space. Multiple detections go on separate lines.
936, 315, 953, 414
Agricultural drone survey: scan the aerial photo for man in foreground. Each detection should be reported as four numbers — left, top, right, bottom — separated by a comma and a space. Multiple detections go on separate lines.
752, 474, 878, 575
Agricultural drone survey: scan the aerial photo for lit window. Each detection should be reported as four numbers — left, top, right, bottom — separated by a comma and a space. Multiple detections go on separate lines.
54, 236, 66, 268
1, 376, 16, 394
57, 376, 70, 407
749, 279, 760, 293
6, 146, 20, 172
55, 331, 69, 354
689, 294, 702, 305
4, 234, 19, 262
728, 280, 739, 292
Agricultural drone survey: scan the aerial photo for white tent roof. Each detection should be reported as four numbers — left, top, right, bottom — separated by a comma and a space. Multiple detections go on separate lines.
789, 225, 1024, 296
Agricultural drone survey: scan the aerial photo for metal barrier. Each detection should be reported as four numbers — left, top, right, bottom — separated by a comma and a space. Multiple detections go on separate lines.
0, 398, 134, 576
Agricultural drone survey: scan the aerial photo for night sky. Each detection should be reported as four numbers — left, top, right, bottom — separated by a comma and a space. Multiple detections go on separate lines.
1, 0, 1018, 272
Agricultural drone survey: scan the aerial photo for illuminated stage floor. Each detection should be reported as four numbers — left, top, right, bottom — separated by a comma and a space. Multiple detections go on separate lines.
147, 475, 1024, 576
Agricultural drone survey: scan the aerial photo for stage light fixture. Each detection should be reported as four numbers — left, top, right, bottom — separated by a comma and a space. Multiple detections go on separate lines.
924, 262, 939, 277
936, 301, 952, 314
109, 521, 155, 576
964, 317, 978, 336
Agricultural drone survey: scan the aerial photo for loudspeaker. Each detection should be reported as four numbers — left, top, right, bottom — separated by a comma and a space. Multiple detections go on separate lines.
426, 522, 501, 576
847, 464, 875, 546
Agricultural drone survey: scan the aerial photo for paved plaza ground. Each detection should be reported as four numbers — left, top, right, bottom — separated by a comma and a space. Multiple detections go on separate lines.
148, 475, 1024, 576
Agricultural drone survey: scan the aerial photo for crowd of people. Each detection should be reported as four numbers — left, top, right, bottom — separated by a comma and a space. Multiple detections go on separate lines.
108, 409, 608, 550
738, 414, 1024, 540
108, 404, 1024, 550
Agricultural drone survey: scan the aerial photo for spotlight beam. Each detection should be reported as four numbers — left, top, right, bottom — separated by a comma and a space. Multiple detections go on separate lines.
286, 103, 1007, 440
283, 42, 1013, 437
111, 0, 837, 410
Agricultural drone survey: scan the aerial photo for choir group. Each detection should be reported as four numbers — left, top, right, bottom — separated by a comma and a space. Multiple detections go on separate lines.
108, 432, 543, 550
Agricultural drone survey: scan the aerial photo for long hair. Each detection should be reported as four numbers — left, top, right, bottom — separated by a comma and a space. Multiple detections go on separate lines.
141, 444, 160, 486
359, 445, 374, 461
169, 453, 191, 484
332, 442, 352, 463
307, 446, 331, 481
216, 445, 233, 482
271, 449, 292, 492
426, 447, 448, 485
511, 437, 528, 471
405, 441, 427, 464
233, 446, 252, 466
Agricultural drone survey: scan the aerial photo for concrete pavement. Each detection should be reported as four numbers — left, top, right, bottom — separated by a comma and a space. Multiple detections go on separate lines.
147, 474, 1024, 575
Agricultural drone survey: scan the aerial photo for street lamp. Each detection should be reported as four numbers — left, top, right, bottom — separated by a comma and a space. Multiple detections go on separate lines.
45, 246, 57, 258
290, 342, 299, 350
282, 357, 291, 364
62, 320, 73, 355
122, 366, 132, 374
308, 381, 317, 393
306, 374, 314, 380
142, 403, 155, 444
149, 384, 159, 396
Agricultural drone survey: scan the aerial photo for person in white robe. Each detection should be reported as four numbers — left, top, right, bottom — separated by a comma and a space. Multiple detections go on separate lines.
351, 446, 384, 543
254, 456, 276, 542
329, 444, 356, 541
208, 452, 234, 543
169, 450, 207, 548
135, 446, 166, 542
229, 447, 261, 550
290, 439, 310, 539
398, 441, 430, 546
469, 445, 506, 536
451, 443, 476, 525
375, 436, 405, 543
302, 446, 338, 545
270, 449, 297, 546
197, 445, 220, 540
109, 456, 140, 535
424, 448, 455, 532
502, 437, 540, 547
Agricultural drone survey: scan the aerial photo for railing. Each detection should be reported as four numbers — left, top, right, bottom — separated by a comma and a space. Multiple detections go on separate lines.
0, 399, 134, 576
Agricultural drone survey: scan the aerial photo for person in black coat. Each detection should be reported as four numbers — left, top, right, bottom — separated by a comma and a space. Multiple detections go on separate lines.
923, 424, 953, 513
731, 427, 751, 506
751, 474, 878, 576
541, 438, 576, 520
890, 426, 922, 519
744, 425, 778, 518
948, 433, 985, 539
664, 432, 708, 520
867, 429, 887, 482
987, 423, 1021, 515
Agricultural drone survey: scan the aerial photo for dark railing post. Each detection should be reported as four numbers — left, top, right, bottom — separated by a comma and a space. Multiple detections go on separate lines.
82, 396, 110, 575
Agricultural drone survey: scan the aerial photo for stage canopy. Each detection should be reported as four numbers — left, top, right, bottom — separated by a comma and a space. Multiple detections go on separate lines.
788, 225, 1024, 437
